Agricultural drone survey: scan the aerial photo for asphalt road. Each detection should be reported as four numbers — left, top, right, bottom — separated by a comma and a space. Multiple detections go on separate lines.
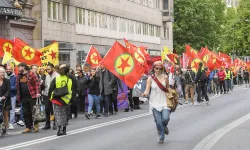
0, 86, 250, 150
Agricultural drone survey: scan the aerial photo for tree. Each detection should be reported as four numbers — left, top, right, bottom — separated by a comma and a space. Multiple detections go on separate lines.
173, 0, 225, 54
220, 0, 250, 56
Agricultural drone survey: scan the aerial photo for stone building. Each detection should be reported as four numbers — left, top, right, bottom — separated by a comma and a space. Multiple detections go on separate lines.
1, 0, 174, 69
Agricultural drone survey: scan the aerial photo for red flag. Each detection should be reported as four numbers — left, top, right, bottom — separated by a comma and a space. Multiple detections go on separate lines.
167, 53, 178, 64
185, 45, 203, 72
0, 38, 14, 57
85, 46, 102, 68
12, 38, 42, 66
219, 52, 231, 65
124, 38, 148, 70
102, 41, 145, 88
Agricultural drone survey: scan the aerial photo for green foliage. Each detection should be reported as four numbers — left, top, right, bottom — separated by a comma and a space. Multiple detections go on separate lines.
220, 0, 250, 56
173, 0, 225, 54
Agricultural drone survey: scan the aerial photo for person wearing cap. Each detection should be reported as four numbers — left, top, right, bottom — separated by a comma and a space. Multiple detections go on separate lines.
48, 64, 73, 136
142, 61, 171, 144
16, 63, 41, 133
195, 63, 209, 105
225, 67, 232, 93
184, 66, 196, 104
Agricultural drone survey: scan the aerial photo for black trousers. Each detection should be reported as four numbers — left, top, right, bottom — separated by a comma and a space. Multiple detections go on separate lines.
43, 96, 54, 124
110, 90, 118, 113
70, 100, 78, 116
21, 97, 37, 129
127, 89, 134, 109
219, 80, 226, 93
79, 94, 86, 113
196, 82, 209, 103
133, 97, 140, 108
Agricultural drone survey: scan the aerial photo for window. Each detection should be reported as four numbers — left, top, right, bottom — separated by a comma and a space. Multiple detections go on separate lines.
48, 0, 59, 20
76, 8, 85, 24
143, 23, 148, 35
119, 18, 126, 32
100, 14, 108, 28
156, 26, 160, 37
88, 11, 97, 27
155, 0, 160, 9
109, 16, 117, 31
128, 20, 134, 34
163, 0, 169, 9
136, 22, 141, 34
63, 4, 69, 22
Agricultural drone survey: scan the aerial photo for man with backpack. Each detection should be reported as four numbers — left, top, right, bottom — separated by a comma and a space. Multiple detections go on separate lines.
184, 66, 196, 104
195, 63, 209, 105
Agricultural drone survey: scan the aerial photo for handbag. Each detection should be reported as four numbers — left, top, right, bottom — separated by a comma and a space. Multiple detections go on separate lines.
32, 97, 46, 122
151, 75, 179, 112
53, 78, 69, 98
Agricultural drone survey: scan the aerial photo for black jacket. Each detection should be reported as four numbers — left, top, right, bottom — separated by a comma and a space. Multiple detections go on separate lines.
87, 75, 100, 95
0, 78, 11, 110
77, 76, 88, 96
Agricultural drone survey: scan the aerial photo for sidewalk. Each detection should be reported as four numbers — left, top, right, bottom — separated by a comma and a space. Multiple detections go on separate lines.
212, 119, 250, 150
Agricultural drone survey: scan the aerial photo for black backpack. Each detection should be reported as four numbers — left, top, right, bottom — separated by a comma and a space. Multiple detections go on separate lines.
200, 70, 207, 81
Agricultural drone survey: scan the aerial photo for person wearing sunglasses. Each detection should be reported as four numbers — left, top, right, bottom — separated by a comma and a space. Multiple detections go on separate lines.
142, 61, 171, 144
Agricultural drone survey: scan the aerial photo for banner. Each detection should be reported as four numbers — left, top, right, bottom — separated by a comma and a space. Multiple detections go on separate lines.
132, 75, 147, 98
117, 80, 129, 109
39, 42, 59, 67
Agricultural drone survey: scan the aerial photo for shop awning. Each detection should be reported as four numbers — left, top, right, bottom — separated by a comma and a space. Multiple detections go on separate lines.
0, 0, 22, 18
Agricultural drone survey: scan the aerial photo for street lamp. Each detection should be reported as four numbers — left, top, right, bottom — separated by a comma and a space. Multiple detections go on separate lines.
232, 19, 249, 61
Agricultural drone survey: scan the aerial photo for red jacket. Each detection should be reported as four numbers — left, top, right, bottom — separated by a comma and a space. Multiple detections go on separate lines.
218, 71, 226, 81
16, 71, 40, 101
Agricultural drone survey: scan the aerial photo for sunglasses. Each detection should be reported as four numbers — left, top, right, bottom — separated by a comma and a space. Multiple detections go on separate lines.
154, 67, 163, 70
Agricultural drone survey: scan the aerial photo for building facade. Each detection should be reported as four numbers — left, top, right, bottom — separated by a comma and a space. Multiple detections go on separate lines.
1, 0, 174, 69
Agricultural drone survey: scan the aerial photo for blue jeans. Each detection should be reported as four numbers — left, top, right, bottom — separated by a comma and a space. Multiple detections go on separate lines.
88, 94, 101, 115
9, 96, 16, 124
20, 103, 24, 121
225, 79, 231, 92
152, 108, 170, 141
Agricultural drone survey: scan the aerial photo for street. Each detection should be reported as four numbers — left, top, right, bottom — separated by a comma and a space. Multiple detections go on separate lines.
0, 86, 250, 150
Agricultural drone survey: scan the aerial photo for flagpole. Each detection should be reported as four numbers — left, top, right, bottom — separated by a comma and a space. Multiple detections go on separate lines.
82, 45, 92, 68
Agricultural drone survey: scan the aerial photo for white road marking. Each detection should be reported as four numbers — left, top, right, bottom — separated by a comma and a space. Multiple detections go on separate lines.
0, 113, 151, 150
2, 94, 222, 150
193, 113, 250, 150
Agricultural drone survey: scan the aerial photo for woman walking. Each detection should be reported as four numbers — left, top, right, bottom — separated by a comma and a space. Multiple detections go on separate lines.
85, 68, 101, 119
49, 64, 73, 136
142, 61, 171, 144
0, 68, 11, 131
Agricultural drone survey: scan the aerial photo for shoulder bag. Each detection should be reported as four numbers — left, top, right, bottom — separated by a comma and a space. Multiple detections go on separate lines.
53, 78, 69, 98
33, 97, 46, 122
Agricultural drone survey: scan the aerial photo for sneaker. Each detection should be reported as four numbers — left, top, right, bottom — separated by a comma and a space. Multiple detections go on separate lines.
8, 123, 14, 130
114, 111, 118, 115
85, 114, 91, 119
33, 124, 39, 133
185, 101, 189, 104
194, 102, 200, 106
22, 128, 31, 134
164, 126, 169, 135
96, 115, 101, 119
158, 139, 164, 144
17, 120, 25, 126
206, 101, 210, 105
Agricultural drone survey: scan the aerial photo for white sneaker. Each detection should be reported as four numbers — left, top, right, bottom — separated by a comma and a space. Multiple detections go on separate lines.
8, 123, 14, 130
194, 102, 200, 106
206, 101, 210, 105
17, 120, 25, 126
185, 101, 189, 104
